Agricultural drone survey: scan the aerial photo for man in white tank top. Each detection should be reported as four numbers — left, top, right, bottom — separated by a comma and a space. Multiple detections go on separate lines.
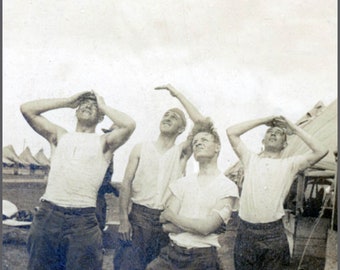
114, 84, 205, 270
21, 91, 136, 270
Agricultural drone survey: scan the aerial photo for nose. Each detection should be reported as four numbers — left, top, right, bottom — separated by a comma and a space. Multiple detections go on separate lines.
194, 140, 202, 147
163, 115, 172, 122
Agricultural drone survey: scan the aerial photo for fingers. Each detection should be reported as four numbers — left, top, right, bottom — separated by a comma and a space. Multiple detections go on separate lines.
119, 230, 132, 241
154, 85, 169, 90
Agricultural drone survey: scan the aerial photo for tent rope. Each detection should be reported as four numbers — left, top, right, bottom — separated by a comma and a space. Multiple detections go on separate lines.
297, 195, 331, 270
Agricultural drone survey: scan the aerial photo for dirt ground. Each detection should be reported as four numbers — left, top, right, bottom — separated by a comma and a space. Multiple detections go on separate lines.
2, 228, 325, 270
2, 180, 326, 270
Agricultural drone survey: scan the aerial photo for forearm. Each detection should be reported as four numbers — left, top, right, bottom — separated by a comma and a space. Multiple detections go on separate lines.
173, 91, 204, 123
169, 214, 221, 236
100, 105, 136, 130
292, 125, 328, 157
227, 117, 270, 137
21, 98, 71, 116
118, 182, 132, 222
162, 222, 184, 234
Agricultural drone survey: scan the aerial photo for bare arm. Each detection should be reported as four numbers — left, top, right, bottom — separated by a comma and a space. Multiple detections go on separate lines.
118, 144, 141, 241
275, 116, 329, 166
226, 116, 276, 159
154, 84, 205, 160
20, 91, 90, 145
162, 222, 184, 234
94, 92, 136, 156
160, 193, 184, 233
154, 84, 205, 123
161, 196, 234, 236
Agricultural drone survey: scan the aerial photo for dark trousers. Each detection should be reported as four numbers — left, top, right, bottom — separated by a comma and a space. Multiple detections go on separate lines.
146, 241, 220, 270
234, 218, 290, 270
96, 194, 107, 231
27, 200, 103, 270
114, 203, 169, 270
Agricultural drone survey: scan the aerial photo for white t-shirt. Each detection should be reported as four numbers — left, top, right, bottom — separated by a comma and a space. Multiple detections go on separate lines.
42, 132, 110, 208
169, 173, 239, 249
237, 141, 310, 223
131, 142, 183, 210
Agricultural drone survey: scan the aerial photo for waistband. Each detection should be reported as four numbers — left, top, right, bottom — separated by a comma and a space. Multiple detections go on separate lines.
169, 240, 216, 255
239, 218, 283, 230
40, 199, 96, 215
131, 203, 163, 216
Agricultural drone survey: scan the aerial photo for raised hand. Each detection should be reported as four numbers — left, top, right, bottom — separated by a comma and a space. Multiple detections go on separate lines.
67, 91, 93, 109
273, 116, 295, 135
263, 116, 278, 127
154, 84, 178, 97
92, 91, 106, 112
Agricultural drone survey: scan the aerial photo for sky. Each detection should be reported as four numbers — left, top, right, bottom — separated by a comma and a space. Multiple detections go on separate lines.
3, 0, 337, 181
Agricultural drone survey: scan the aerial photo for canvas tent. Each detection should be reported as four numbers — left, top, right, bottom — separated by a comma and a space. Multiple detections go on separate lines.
19, 147, 41, 167
34, 149, 50, 167
19, 147, 49, 175
2, 145, 28, 166
281, 100, 337, 172
2, 145, 28, 175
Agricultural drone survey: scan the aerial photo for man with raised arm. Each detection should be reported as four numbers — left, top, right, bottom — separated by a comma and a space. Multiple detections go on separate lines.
226, 115, 328, 270
146, 120, 239, 270
114, 84, 205, 270
21, 91, 136, 270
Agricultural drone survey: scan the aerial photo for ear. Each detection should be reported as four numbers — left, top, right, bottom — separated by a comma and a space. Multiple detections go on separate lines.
75, 108, 80, 117
282, 141, 288, 149
215, 143, 221, 153
98, 114, 104, 123
177, 127, 185, 135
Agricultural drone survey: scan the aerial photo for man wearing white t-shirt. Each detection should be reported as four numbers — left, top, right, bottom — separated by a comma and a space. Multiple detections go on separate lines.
226, 115, 328, 270
147, 120, 239, 270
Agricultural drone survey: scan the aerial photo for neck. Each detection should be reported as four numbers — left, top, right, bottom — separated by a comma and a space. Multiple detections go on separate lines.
198, 158, 220, 177
260, 149, 282, 158
156, 133, 177, 150
75, 122, 96, 133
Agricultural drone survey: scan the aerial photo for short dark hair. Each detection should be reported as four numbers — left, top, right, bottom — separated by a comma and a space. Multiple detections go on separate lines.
190, 118, 220, 145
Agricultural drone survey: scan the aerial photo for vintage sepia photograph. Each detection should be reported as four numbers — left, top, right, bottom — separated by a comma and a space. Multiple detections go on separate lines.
3, 1, 337, 269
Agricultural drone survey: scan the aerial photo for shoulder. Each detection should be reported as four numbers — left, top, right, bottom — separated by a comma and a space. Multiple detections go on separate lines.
172, 174, 195, 187
130, 143, 143, 157
216, 174, 239, 197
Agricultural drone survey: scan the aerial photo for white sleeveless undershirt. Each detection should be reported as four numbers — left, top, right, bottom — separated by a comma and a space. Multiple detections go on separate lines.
42, 132, 110, 208
131, 142, 183, 210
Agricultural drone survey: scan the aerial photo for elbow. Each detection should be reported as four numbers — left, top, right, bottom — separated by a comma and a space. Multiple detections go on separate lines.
312, 148, 329, 166
226, 127, 235, 139
199, 227, 213, 236
20, 104, 34, 121
316, 145, 329, 160
20, 104, 29, 117
320, 148, 329, 159
196, 225, 214, 236
127, 120, 136, 135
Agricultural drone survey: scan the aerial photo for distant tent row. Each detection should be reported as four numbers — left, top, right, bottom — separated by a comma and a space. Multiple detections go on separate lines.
2, 145, 50, 176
